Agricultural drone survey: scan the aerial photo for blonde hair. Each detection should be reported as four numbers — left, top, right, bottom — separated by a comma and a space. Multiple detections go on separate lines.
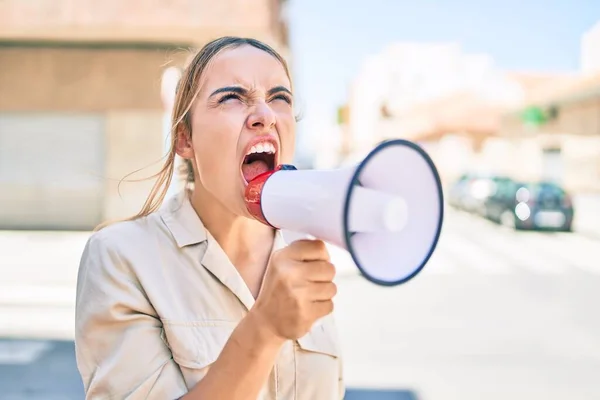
95, 36, 292, 231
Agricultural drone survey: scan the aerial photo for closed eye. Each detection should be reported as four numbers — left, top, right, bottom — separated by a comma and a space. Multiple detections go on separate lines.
216, 91, 292, 105
271, 94, 292, 104
218, 93, 243, 103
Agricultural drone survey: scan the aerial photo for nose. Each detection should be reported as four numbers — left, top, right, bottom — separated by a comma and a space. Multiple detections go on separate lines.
246, 101, 276, 130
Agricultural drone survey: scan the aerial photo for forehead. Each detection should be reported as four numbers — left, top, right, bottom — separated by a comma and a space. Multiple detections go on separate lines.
200, 45, 291, 93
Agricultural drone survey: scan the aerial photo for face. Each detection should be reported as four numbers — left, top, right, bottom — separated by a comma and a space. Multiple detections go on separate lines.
176, 45, 296, 217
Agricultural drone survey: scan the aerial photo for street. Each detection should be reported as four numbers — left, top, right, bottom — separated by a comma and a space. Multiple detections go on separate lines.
334, 208, 600, 400
1, 207, 599, 399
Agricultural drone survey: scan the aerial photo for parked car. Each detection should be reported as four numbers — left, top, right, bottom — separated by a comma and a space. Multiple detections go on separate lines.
483, 180, 574, 231
447, 173, 513, 215
447, 173, 474, 210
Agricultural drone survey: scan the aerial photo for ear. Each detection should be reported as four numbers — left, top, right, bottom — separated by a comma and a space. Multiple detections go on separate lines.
174, 124, 194, 159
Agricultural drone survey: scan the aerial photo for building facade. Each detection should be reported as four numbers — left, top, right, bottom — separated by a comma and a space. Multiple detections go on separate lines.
496, 20, 600, 194
499, 72, 600, 193
339, 25, 600, 194
0, 0, 290, 230
340, 42, 528, 183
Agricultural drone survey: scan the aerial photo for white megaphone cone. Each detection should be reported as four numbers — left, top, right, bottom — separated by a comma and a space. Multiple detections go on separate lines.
245, 139, 444, 286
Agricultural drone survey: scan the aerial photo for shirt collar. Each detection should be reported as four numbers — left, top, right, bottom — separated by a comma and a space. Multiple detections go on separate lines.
159, 190, 208, 248
159, 189, 289, 251
159, 189, 289, 310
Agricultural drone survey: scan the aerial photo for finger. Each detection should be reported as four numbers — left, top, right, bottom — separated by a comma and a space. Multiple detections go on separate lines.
302, 260, 336, 282
308, 281, 337, 301
311, 300, 334, 319
286, 239, 330, 262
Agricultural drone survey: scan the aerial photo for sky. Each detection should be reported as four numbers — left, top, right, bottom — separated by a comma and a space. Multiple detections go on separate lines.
286, 0, 600, 163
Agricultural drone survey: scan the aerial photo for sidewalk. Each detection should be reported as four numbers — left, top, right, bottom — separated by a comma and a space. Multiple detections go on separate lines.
0, 230, 90, 288
0, 229, 358, 298
0, 230, 90, 340
0, 229, 359, 340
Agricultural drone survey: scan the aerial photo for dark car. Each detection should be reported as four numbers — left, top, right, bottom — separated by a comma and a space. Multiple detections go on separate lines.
447, 173, 513, 215
483, 180, 574, 231
447, 173, 474, 210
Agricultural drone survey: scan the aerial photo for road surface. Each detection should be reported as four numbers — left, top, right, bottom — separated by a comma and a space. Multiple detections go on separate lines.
1, 207, 599, 399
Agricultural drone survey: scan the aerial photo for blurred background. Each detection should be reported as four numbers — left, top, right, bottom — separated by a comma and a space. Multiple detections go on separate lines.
1, 0, 599, 399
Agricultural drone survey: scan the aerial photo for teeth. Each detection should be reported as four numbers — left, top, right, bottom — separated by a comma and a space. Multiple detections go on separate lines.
247, 142, 276, 155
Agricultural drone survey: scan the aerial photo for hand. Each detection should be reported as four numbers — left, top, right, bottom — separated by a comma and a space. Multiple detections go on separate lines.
251, 239, 337, 341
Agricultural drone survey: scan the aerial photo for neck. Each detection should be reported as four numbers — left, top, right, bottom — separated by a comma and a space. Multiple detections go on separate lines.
188, 186, 275, 268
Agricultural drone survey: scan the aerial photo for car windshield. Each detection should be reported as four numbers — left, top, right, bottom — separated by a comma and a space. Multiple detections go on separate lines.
527, 182, 567, 199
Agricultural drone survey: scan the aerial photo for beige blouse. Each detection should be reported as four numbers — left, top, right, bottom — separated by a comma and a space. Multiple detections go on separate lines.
75, 191, 345, 400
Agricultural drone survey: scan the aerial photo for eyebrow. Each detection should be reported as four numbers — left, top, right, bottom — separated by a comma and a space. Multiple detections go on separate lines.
208, 85, 292, 98
267, 86, 293, 97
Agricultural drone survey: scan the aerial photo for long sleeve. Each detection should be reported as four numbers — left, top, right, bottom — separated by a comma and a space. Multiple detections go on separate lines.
74, 232, 188, 399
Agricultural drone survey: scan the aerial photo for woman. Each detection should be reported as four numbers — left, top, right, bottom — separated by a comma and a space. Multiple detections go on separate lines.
75, 36, 344, 400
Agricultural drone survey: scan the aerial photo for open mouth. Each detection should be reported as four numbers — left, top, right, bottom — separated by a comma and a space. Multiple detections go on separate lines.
241, 142, 277, 184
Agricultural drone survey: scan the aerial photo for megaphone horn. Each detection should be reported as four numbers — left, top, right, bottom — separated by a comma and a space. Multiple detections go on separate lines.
245, 139, 444, 286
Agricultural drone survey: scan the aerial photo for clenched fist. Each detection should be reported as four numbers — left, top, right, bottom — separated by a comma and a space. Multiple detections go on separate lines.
251, 239, 337, 340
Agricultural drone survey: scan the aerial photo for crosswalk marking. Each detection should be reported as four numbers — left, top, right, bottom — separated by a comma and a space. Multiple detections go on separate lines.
539, 233, 600, 275
491, 227, 599, 275
0, 212, 596, 300
444, 210, 599, 275
422, 248, 459, 275
329, 210, 599, 279
437, 234, 515, 274
466, 227, 569, 275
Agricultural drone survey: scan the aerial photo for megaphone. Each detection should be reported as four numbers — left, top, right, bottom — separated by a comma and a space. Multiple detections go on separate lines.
245, 139, 444, 286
